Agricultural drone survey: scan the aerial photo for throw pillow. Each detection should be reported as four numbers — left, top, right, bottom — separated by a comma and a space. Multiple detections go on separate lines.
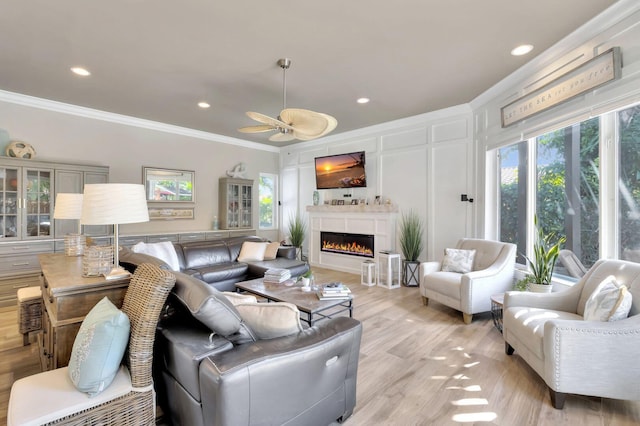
235, 302, 304, 339
237, 241, 268, 262
441, 248, 476, 273
584, 276, 633, 322
263, 241, 280, 260
67, 297, 130, 396
131, 241, 180, 271
172, 271, 256, 340
222, 291, 258, 306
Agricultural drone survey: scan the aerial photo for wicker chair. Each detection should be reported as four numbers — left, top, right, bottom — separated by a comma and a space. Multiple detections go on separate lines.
7, 263, 176, 426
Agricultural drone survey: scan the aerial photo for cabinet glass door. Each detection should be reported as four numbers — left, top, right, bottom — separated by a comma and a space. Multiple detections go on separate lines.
241, 184, 252, 227
24, 169, 52, 238
0, 167, 19, 238
227, 183, 240, 228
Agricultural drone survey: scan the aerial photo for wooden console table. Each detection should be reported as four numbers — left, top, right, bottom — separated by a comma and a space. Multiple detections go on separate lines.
38, 253, 130, 371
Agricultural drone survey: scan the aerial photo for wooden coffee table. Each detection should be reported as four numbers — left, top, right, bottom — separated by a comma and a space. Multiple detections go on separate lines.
235, 278, 353, 326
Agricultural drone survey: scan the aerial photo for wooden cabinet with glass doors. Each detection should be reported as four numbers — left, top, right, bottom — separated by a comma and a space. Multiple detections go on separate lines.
0, 166, 52, 240
219, 178, 253, 229
0, 157, 109, 307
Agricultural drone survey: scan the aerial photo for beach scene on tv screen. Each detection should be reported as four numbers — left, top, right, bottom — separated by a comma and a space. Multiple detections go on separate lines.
316, 152, 366, 188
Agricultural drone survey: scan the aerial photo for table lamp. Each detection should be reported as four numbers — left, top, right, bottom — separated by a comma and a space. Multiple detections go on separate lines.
81, 183, 149, 278
53, 193, 85, 256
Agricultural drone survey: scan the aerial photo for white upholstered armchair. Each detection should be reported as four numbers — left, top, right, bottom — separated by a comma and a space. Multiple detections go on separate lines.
503, 259, 640, 409
420, 238, 516, 324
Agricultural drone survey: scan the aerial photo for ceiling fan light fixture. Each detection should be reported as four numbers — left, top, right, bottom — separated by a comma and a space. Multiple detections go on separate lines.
238, 58, 337, 142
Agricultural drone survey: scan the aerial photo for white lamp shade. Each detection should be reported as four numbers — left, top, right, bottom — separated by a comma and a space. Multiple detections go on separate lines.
81, 184, 149, 225
53, 193, 84, 219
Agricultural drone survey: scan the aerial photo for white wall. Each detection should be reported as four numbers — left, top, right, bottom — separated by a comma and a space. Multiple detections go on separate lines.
472, 0, 640, 239
0, 92, 281, 240
280, 104, 474, 262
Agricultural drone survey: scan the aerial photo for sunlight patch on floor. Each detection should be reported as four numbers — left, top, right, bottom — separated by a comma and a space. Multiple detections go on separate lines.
451, 412, 498, 422
451, 398, 489, 406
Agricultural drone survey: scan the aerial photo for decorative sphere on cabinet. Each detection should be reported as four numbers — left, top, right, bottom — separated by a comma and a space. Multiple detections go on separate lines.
6, 141, 36, 159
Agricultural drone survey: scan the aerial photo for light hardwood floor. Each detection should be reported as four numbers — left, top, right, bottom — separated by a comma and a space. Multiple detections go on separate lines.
2, 267, 639, 425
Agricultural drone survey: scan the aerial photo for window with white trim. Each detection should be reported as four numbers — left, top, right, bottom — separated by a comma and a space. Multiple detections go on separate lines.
258, 173, 278, 230
495, 102, 640, 275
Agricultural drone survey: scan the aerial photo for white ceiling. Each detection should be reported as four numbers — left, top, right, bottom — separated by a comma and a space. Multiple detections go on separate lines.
0, 1, 618, 147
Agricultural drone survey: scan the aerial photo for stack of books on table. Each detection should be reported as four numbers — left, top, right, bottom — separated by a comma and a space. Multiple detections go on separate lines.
264, 268, 291, 283
317, 282, 352, 300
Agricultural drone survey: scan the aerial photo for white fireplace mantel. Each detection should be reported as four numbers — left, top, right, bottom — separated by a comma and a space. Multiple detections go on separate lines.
306, 204, 398, 274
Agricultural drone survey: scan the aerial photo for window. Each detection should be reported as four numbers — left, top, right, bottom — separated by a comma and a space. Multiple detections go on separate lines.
499, 141, 528, 264
497, 117, 600, 272
258, 173, 277, 230
535, 118, 600, 269
619, 104, 640, 262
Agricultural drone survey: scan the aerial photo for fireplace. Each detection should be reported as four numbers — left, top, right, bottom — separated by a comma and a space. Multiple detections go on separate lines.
321, 231, 374, 258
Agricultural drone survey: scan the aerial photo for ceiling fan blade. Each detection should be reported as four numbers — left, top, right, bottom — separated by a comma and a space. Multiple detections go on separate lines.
237, 125, 276, 133
279, 109, 331, 136
282, 109, 338, 140
246, 111, 293, 130
269, 132, 296, 142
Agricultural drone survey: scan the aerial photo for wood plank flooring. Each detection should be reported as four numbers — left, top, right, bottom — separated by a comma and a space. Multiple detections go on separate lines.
1, 267, 639, 425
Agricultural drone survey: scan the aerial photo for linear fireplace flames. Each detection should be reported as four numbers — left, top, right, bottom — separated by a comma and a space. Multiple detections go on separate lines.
321, 231, 374, 258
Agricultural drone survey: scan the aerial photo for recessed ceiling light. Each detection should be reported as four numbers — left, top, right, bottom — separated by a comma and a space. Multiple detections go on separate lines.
70, 67, 91, 76
357, 97, 370, 104
511, 44, 534, 56
198, 102, 211, 109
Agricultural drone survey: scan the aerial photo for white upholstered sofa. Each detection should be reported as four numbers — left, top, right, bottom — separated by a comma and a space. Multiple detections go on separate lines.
420, 238, 516, 324
503, 259, 640, 409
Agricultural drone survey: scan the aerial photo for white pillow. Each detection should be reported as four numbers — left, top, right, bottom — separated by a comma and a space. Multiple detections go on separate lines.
441, 248, 476, 273
235, 302, 303, 339
237, 241, 268, 262
132, 241, 180, 271
584, 276, 633, 322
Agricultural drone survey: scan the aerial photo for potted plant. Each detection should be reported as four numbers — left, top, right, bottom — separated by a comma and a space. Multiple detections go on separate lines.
399, 210, 424, 286
524, 215, 566, 292
287, 212, 307, 261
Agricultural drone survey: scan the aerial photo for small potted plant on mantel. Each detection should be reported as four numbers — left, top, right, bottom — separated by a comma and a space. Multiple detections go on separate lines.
523, 215, 566, 293
287, 212, 307, 261
399, 210, 424, 286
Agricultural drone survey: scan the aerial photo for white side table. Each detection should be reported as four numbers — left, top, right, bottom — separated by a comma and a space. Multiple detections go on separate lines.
361, 260, 377, 286
377, 252, 401, 289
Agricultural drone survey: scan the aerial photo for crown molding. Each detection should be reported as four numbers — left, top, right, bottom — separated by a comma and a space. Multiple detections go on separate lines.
0, 89, 280, 153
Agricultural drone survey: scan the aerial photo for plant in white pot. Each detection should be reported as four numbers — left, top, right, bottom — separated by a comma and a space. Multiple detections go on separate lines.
524, 216, 566, 293
287, 212, 307, 261
399, 210, 424, 286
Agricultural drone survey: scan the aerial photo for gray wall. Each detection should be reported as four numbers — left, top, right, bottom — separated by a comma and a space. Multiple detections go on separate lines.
0, 96, 280, 239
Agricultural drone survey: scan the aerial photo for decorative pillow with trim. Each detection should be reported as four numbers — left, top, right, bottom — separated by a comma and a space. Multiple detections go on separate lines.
237, 241, 268, 262
67, 297, 130, 396
441, 248, 476, 273
584, 275, 633, 322
235, 302, 304, 339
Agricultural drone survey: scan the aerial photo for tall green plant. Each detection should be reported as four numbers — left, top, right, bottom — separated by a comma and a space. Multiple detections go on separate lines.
287, 212, 307, 248
524, 215, 566, 285
399, 210, 424, 261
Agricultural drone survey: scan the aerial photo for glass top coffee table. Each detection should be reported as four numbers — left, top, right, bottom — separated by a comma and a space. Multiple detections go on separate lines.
235, 278, 353, 326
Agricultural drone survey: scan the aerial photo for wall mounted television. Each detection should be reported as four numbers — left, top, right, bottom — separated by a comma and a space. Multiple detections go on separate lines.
315, 151, 367, 189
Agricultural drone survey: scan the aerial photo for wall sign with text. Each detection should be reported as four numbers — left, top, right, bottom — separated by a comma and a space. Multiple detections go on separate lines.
501, 47, 621, 128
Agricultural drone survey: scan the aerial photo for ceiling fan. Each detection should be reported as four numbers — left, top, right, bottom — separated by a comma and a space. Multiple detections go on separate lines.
238, 58, 337, 142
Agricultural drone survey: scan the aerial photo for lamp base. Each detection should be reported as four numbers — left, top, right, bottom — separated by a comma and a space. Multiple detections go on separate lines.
103, 266, 131, 281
